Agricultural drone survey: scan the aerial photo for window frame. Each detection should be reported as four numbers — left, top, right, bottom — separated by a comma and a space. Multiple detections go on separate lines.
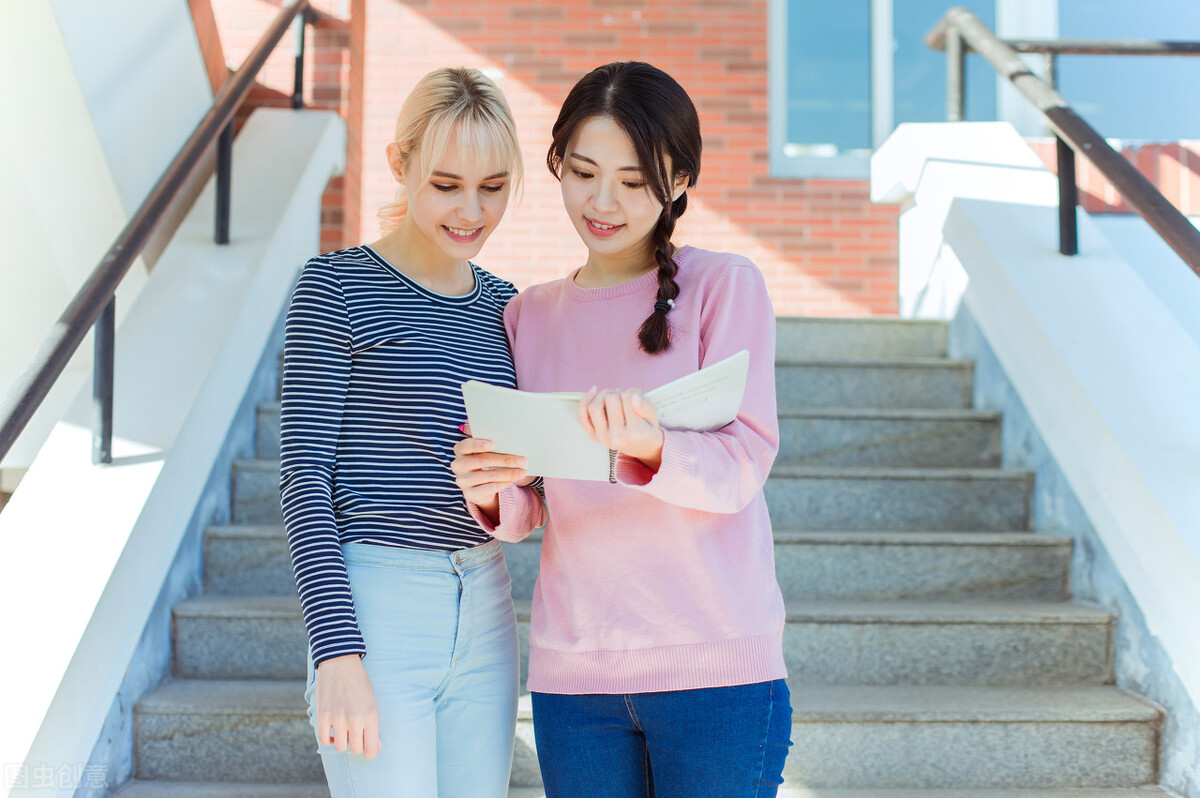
768, 0, 893, 179
768, 0, 1039, 179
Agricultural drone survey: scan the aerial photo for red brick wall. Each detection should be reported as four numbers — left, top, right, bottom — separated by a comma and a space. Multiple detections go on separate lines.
188, 2, 1200, 319
344, 0, 899, 316
206, 0, 352, 253
1027, 139, 1200, 216
200, 0, 901, 315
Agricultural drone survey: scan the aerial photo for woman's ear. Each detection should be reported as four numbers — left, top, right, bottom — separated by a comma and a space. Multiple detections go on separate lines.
671, 173, 689, 202
386, 142, 405, 183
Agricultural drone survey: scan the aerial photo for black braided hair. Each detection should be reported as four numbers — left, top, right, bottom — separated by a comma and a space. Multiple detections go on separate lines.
547, 62, 702, 354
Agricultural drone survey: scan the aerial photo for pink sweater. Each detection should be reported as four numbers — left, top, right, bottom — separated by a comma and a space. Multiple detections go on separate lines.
472, 245, 787, 694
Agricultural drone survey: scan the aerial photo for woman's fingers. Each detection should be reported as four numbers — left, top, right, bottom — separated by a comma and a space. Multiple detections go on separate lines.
363, 724, 382, 759
603, 392, 626, 430
451, 451, 526, 477
456, 466, 527, 489
627, 390, 659, 426
452, 435, 493, 458
317, 712, 335, 747
577, 386, 598, 439
347, 724, 365, 756
322, 718, 348, 752
580, 387, 657, 447
585, 388, 616, 442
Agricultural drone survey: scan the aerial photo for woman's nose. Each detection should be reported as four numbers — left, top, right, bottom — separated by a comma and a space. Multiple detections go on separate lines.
457, 191, 483, 222
593, 181, 618, 213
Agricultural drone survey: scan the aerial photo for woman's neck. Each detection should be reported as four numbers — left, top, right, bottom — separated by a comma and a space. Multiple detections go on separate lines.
369, 218, 473, 295
574, 243, 664, 289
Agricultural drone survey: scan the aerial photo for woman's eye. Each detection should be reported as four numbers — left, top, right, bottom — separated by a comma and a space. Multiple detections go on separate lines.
570, 169, 593, 180
432, 184, 457, 192
623, 181, 646, 190
481, 184, 505, 193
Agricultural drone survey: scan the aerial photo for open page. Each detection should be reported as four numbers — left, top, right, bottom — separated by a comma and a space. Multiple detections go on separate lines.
461, 350, 749, 482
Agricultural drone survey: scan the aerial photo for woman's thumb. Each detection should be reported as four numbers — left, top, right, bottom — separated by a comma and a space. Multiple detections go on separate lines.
631, 393, 659, 424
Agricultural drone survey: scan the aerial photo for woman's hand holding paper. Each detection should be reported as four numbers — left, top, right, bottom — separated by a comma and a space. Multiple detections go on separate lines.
578, 388, 665, 472
451, 423, 529, 524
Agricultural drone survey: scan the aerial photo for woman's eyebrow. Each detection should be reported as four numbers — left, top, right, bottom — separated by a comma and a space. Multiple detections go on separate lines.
431, 170, 510, 181
568, 153, 641, 172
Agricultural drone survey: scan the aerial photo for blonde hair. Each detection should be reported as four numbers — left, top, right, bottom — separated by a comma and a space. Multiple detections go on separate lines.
378, 67, 523, 234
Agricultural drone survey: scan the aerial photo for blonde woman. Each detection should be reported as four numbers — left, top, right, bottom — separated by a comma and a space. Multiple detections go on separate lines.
279, 67, 536, 797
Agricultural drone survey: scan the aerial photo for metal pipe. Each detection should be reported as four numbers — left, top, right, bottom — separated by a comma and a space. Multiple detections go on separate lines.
293, 9, 307, 110
931, 7, 1200, 278
92, 298, 115, 465
1043, 51, 1057, 90
946, 31, 965, 122
1056, 137, 1079, 256
0, 0, 313, 465
1005, 39, 1200, 56
215, 122, 233, 245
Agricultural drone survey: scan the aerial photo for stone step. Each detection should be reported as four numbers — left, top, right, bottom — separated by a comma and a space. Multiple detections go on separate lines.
776, 358, 973, 411
114, 783, 330, 797
765, 466, 1033, 532
779, 685, 1162, 789
512, 599, 1114, 688
779, 599, 1113, 686
134, 679, 1160, 789
775, 317, 948, 360
231, 460, 282, 525
112, 783, 1181, 798
133, 678, 542, 786
778, 408, 1001, 467
134, 679, 322, 783
769, 530, 1070, 601
517, 792, 1180, 798
514, 686, 1162, 789
174, 595, 1113, 687
504, 529, 1071, 603
204, 525, 297, 597
206, 525, 1071, 601
255, 403, 280, 461
232, 461, 1034, 530
256, 403, 1003, 467
174, 596, 306, 680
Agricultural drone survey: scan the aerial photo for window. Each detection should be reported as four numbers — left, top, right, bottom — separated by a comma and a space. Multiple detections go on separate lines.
769, 0, 998, 178
1056, 0, 1200, 141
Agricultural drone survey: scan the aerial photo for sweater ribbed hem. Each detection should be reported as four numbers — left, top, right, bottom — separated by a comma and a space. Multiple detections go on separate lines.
527, 633, 787, 694
562, 245, 697, 302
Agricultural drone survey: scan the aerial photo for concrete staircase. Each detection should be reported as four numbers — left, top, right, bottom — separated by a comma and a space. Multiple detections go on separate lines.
114, 317, 1178, 798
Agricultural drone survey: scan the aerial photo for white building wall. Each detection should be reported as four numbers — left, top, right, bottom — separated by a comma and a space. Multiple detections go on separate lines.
0, 0, 211, 468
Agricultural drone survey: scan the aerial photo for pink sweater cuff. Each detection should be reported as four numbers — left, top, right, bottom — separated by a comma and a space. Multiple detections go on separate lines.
466, 484, 543, 542
614, 431, 694, 492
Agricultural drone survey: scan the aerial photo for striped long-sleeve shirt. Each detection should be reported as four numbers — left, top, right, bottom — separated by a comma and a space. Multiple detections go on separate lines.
279, 244, 518, 667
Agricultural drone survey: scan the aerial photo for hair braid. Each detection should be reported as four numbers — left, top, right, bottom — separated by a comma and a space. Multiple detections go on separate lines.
637, 193, 687, 354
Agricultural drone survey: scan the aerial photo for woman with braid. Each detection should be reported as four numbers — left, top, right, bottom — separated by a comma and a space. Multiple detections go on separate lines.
452, 61, 792, 796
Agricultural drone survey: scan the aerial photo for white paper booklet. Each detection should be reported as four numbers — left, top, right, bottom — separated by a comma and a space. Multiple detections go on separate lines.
461, 350, 750, 482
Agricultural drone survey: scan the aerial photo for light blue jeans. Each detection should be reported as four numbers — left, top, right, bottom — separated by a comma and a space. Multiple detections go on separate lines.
304, 539, 519, 798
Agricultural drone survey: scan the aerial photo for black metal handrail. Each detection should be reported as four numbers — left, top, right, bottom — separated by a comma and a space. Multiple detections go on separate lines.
0, 1, 321, 467
927, 8, 1200, 278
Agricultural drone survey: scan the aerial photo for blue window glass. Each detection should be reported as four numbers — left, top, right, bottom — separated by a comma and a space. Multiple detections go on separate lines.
782, 0, 998, 162
1058, 0, 1200, 140
893, 0, 997, 125
786, 1, 872, 156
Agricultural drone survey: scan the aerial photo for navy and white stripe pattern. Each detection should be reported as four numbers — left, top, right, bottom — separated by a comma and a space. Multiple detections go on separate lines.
280, 245, 518, 667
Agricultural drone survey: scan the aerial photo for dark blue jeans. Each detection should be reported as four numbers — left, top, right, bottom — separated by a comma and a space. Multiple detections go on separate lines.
531, 679, 792, 798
